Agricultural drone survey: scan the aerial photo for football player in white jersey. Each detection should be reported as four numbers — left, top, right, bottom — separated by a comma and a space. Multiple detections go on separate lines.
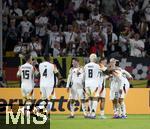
17, 54, 35, 114
84, 53, 102, 119
37, 55, 59, 119
66, 58, 87, 118
113, 61, 132, 118
109, 58, 132, 118
98, 58, 108, 119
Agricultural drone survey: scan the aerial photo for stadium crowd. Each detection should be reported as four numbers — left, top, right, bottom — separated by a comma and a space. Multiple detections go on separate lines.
2, 0, 150, 58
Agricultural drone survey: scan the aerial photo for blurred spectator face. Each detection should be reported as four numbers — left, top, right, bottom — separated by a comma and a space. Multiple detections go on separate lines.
27, 2, 32, 9
68, 25, 73, 32
23, 16, 27, 21
124, 26, 130, 32
79, 14, 84, 20
14, 2, 18, 9
41, 10, 47, 16
10, 19, 16, 26
81, 26, 87, 32
31, 36, 36, 42
95, 25, 99, 31
134, 33, 140, 41
107, 25, 112, 33
87, 19, 92, 25
52, 25, 58, 32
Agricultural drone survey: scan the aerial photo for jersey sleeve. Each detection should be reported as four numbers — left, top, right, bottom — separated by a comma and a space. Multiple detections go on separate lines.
66, 68, 72, 88
53, 64, 59, 74
17, 66, 21, 77
33, 65, 39, 76
122, 69, 132, 78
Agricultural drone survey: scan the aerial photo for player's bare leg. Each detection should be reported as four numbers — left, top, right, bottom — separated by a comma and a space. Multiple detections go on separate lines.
68, 99, 75, 118
19, 90, 34, 117
99, 97, 106, 119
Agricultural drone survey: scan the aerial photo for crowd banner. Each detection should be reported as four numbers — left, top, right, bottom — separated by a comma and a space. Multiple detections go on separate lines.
0, 88, 150, 114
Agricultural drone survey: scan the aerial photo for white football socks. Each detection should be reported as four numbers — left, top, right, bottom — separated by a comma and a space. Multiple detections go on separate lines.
47, 101, 52, 112
81, 102, 87, 116
92, 100, 98, 117
88, 100, 93, 115
70, 103, 74, 116
100, 110, 104, 116
121, 102, 126, 116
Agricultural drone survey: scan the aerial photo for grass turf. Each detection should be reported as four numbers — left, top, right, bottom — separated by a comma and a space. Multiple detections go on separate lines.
50, 114, 150, 129
1, 114, 150, 129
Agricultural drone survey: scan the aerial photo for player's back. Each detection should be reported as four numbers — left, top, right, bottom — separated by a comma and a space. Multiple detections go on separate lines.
84, 62, 101, 87
39, 61, 55, 87
20, 63, 34, 88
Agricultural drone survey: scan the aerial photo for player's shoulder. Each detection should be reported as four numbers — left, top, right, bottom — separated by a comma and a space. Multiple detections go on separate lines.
22, 62, 33, 67
69, 67, 74, 72
79, 66, 84, 69
84, 62, 92, 67
40, 61, 53, 66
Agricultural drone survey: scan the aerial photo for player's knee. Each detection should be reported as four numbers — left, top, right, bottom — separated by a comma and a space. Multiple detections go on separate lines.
119, 98, 124, 104
101, 98, 105, 103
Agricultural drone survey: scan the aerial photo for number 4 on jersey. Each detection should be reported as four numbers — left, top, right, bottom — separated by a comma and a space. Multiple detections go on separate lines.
43, 69, 47, 77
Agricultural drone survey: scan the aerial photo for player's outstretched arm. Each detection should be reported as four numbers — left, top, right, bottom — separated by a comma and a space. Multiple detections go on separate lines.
17, 66, 21, 77
122, 69, 133, 80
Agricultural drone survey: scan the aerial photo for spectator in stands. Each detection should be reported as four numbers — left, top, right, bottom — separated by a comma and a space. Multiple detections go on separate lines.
90, 8, 102, 22
142, 0, 150, 34
28, 36, 42, 57
47, 25, 60, 55
9, 1, 23, 25
76, 13, 86, 26
119, 25, 132, 57
63, 25, 78, 56
105, 24, 118, 57
35, 10, 49, 52
128, 32, 145, 57
24, 2, 35, 22
18, 15, 34, 37
6, 19, 18, 51
2, 0, 150, 58
101, 0, 117, 16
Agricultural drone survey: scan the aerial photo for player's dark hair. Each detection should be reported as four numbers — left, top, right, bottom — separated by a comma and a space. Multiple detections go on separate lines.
24, 54, 31, 62
99, 57, 106, 63
43, 55, 50, 61
115, 61, 120, 66
70, 58, 79, 68
72, 58, 79, 62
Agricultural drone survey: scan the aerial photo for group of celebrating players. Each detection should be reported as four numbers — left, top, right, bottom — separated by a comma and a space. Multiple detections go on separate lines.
17, 53, 133, 120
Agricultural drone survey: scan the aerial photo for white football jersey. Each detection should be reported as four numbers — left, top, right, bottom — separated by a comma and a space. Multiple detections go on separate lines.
84, 62, 102, 88
17, 62, 34, 89
39, 61, 58, 87
66, 67, 84, 89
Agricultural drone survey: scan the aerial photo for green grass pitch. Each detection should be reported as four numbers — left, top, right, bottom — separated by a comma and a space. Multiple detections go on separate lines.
51, 114, 150, 129
1, 114, 150, 129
